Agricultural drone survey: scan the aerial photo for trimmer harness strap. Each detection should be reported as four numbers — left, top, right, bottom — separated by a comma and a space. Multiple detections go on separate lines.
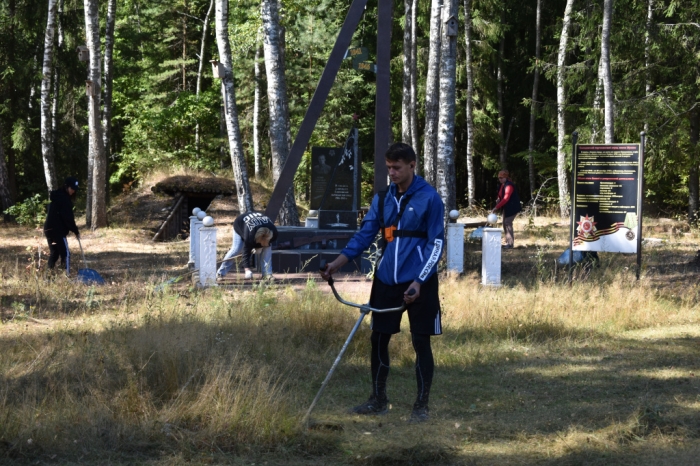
377, 190, 427, 255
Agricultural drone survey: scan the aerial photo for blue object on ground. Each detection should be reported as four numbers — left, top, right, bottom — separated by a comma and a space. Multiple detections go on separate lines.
77, 268, 105, 285
557, 248, 600, 266
76, 238, 105, 285
469, 227, 484, 239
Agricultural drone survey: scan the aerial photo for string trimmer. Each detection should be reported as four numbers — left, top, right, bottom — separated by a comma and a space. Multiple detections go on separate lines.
302, 261, 414, 429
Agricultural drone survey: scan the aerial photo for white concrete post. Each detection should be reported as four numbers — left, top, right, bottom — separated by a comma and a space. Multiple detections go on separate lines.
446, 210, 464, 273
193, 211, 206, 271
188, 215, 198, 269
305, 209, 319, 228
482, 227, 502, 286
198, 216, 217, 287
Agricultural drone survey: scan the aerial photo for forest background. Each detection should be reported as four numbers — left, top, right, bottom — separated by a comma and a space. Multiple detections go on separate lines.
0, 0, 698, 227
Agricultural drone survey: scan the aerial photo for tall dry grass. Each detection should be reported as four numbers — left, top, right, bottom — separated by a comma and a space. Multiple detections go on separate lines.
1, 217, 699, 463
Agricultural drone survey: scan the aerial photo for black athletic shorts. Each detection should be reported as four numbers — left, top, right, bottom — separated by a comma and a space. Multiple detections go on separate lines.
368, 273, 442, 335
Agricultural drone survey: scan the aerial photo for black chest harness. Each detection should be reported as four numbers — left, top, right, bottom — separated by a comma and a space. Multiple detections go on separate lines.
376, 189, 427, 254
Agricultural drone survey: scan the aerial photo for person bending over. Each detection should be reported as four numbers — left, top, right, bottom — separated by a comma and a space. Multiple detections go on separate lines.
217, 211, 278, 280
491, 169, 521, 249
320, 143, 445, 423
43, 177, 80, 276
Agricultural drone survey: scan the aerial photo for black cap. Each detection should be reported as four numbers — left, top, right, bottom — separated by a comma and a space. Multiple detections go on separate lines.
65, 177, 79, 190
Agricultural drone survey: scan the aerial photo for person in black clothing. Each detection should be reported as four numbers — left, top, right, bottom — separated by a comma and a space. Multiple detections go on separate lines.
217, 211, 278, 280
44, 177, 80, 275
491, 170, 522, 248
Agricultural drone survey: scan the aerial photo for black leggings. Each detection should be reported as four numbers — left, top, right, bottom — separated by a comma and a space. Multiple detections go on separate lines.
370, 331, 434, 406
46, 236, 69, 274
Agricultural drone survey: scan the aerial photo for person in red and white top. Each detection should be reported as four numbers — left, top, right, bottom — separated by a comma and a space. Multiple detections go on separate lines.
491, 170, 522, 248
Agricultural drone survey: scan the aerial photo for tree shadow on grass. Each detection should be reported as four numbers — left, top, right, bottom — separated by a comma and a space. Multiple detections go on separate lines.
1, 303, 699, 464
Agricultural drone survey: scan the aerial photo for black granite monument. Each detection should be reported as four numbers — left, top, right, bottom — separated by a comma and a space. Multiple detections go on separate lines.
311, 127, 360, 229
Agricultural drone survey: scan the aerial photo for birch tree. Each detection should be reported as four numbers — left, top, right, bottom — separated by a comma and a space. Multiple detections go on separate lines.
409, 0, 419, 169
215, 0, 254, 213
436, 0, 458, 214
601, 0, 614, 143
644, 0, 653, 134
262, 0, 299, 226
556, 0, 575, 218
463, 0, 475, 207
527, 0, 541, 199
591, 58, 604, 143
423, 0, 443, 186
102, 0, 116, 168
195, 0, 214, 153
84, 0, 107, 228
253, 35, 263, 179
402, 0, 413, 146
40, 0, 59, 192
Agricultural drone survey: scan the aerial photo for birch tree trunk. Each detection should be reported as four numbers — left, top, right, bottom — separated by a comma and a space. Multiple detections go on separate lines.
527, 0, 541, 200
253, 34, 262, 179
601, 0, 614, 143
182, 13, 187, 91
219, 103, 227, 168
102, 0, 116, 178
591, 58, 604, 143
215, 0, 254, 213
0, 124, 14, 219
84, 0, 107, 228
436, 0, 458, 215
497, 32, 507, 169
262, 0, 299, 226
51, 0, 64, 158
644, 0, 653, 134
86, 125, 93, 226
40, 0, 59, 192
409, 0, 419, 170
402, 0, 413, 145
556, 0, 575, 218
423, 0, 442, 187
463, 0, 475, 207
195, 0, 214, 153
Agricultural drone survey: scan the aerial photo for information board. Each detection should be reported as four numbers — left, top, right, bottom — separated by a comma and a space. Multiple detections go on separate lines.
572, 144, 642, 253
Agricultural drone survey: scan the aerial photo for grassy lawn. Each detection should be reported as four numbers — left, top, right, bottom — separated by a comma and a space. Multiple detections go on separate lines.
1, 216, 699, 465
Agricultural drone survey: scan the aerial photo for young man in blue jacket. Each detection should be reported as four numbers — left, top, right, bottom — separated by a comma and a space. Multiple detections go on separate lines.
320, 143, 445, 422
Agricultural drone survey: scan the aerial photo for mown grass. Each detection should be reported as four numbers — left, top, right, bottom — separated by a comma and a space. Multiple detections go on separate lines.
1, 218, 699, 465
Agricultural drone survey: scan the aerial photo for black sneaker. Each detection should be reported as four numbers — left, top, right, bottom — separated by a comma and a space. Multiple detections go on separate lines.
349, 397, 388, 415
409, 404, 429, 423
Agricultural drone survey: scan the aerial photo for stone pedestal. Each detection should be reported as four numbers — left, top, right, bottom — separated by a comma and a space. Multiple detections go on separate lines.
318, 210, 358, 229
198, 226, 218, 287
193, 220, 203, 271
305, 217, 319, 228
188, 215, 198, 270
446, 222, 465, 274
482, 228, 502, 286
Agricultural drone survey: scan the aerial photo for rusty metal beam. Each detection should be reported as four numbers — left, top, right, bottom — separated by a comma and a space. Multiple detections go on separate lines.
265, 0, 369, 222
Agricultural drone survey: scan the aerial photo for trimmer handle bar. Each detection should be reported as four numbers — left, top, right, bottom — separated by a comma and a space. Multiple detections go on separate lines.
320, 260, 414, 314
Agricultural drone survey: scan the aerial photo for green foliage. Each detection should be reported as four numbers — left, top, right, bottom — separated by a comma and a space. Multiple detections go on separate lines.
1, 0, 699, 220
3, 194, 49, 228
11, 119, 33, 152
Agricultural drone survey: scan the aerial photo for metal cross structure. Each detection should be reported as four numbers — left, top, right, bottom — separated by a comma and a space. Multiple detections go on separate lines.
264, 0, 393, 223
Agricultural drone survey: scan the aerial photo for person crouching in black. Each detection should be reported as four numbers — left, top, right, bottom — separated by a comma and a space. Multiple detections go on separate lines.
43, 177, 80, 275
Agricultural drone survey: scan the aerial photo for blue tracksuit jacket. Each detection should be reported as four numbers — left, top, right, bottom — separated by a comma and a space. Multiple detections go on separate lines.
341, 175, 445, 285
